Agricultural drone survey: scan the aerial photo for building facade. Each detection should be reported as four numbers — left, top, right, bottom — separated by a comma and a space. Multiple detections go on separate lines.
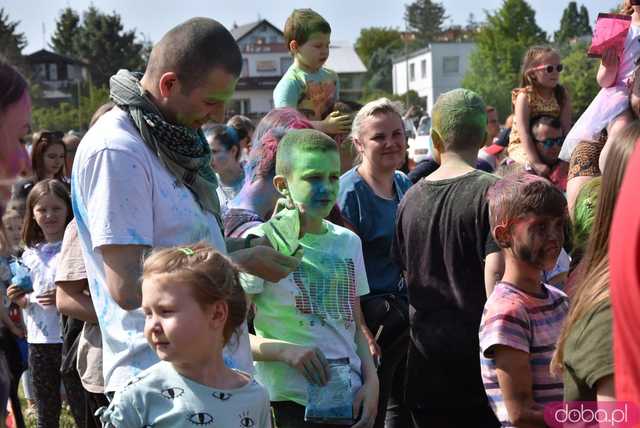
392, 42, 475, 114
229, 19, 366, 118
25, 49, 89, 104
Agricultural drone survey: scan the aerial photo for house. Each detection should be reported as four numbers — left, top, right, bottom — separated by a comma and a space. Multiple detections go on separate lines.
229, 19, 366, 118
25, 49, 89, 104
392, 42, 475, 114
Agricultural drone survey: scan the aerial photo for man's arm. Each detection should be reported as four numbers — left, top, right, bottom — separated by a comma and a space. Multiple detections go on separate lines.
56, 279, 98, 323
226, 236, 301, 283
100, 244, 146, 310
494, 345, 546, 428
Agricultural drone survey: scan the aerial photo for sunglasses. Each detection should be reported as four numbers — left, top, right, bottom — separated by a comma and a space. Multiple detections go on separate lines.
531, 64, 564, 74
536, 137, 564, 149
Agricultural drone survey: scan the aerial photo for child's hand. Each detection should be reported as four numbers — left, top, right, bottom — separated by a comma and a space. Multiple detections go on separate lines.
322, 111, 352, 135
351, 379, 379, 428
36, 289, 56, 306
283, 344, 330, 386
601, 47, 619, 69
7, 285, 28, 308
531, 162, 550, 177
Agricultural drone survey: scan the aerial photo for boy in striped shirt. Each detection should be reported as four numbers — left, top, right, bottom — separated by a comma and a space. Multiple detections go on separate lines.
480, 173, 569, 427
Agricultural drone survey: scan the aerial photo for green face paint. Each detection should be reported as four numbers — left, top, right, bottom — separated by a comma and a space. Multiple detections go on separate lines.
286, 148, 340, 232
174, 71, 238, 128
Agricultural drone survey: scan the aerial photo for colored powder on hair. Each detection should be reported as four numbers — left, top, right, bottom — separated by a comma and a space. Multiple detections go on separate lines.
432, 89, 486, 143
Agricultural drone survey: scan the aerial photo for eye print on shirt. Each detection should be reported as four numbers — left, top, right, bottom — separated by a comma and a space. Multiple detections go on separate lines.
160, 387, 185, 400
239, 411, 256, 427
211, 391, 233, 401
187, 412, 214, 425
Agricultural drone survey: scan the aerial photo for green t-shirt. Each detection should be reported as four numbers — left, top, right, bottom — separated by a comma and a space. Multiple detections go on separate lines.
240, 220, 370, 405
563, 300, 613, 401
273, 64, 340, 120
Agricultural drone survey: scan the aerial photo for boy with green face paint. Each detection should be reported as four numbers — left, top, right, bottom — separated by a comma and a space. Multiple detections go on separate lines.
241, 129, 379, 427
391, 89, 504, 427
273, 9, 352, 136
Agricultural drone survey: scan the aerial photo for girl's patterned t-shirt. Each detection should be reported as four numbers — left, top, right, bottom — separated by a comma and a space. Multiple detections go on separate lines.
479, 281, 569, 428
100, 361, 271, 428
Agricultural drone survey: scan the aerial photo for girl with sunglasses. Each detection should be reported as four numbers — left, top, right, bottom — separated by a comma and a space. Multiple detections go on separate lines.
561, 0, 640, 169
508, 45, 572, 177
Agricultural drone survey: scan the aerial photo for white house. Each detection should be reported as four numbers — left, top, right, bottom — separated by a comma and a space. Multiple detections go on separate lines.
392, 42, 475, 114
229, 19, 366, 118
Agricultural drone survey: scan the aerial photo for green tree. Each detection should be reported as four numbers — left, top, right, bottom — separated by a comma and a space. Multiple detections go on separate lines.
578, 6, 592, 36
355, 27, 403, 68
404, 0, 448, 44
55, 6, 146, 87
365, 45, 398, 94
50, 7, 80, 56
560, 41, 599, 118
32, 83, 110, 131
554, 2, 592, 44
0, 8, 27, 66
462, 0, 547, 120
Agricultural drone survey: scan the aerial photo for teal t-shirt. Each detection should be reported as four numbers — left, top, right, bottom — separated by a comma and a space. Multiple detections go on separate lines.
240, 220, 370, 405
100, 361, 271, 427
273, 64, 340, 120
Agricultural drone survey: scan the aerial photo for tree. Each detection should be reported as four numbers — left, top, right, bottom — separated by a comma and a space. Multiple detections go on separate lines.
32, 83, 110, 131
355, 27, 403, 69
404, 0, 448, 44
578, 6, 592, 36
52, 6, 146, 87
50, 7, 80, 56
0, 8, 27, 66
554, 2, 592, 44
365, 45, 398, 94
560, 41, 599, 119
462, 0, 547, 120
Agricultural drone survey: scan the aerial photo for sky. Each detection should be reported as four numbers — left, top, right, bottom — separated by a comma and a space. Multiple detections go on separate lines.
3, 0, 622, 54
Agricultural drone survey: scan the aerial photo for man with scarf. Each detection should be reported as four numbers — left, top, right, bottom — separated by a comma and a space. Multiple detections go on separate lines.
71, 17, 301, 395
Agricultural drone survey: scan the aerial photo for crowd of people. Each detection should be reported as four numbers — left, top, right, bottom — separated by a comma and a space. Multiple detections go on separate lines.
1, 3, 640, 428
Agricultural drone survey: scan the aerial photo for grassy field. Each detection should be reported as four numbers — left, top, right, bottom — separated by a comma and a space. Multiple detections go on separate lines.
8, 386, 77, 428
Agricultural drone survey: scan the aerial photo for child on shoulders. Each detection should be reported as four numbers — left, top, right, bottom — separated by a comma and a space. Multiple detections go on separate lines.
273, 9, 352, 136
480, 173, 569, 427
509, 46, 572, 176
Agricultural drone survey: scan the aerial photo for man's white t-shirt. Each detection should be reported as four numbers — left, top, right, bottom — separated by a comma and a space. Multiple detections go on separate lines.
72, 107, 251, 392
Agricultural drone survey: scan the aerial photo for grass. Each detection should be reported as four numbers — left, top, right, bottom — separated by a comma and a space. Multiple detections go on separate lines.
8, 385, 77, 428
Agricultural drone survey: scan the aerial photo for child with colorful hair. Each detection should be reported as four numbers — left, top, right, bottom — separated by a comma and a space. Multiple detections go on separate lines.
480, 173, 569, 427
273, 9, 351, 136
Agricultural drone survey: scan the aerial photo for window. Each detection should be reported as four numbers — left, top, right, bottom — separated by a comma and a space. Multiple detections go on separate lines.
421, 59, 427, 79
241, 58, 249, 77
443, 56, 460, 74
228, 99, 251, 116
48, 63, 58, 80
409, 63, 415, 82
256, 60, 276, 72
280, 57, 293, 74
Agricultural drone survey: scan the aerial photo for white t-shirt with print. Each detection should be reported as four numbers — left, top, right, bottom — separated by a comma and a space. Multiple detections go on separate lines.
71, 107, 251, 392
241, 220, 370, 405
22, 242, 63, 344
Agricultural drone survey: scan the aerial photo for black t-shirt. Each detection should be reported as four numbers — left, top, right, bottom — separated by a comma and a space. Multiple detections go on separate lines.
392, 169, 500, 410
408, 157, 494, 184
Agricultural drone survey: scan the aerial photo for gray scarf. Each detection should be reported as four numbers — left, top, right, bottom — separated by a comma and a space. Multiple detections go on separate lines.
109, 69, 221, 222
